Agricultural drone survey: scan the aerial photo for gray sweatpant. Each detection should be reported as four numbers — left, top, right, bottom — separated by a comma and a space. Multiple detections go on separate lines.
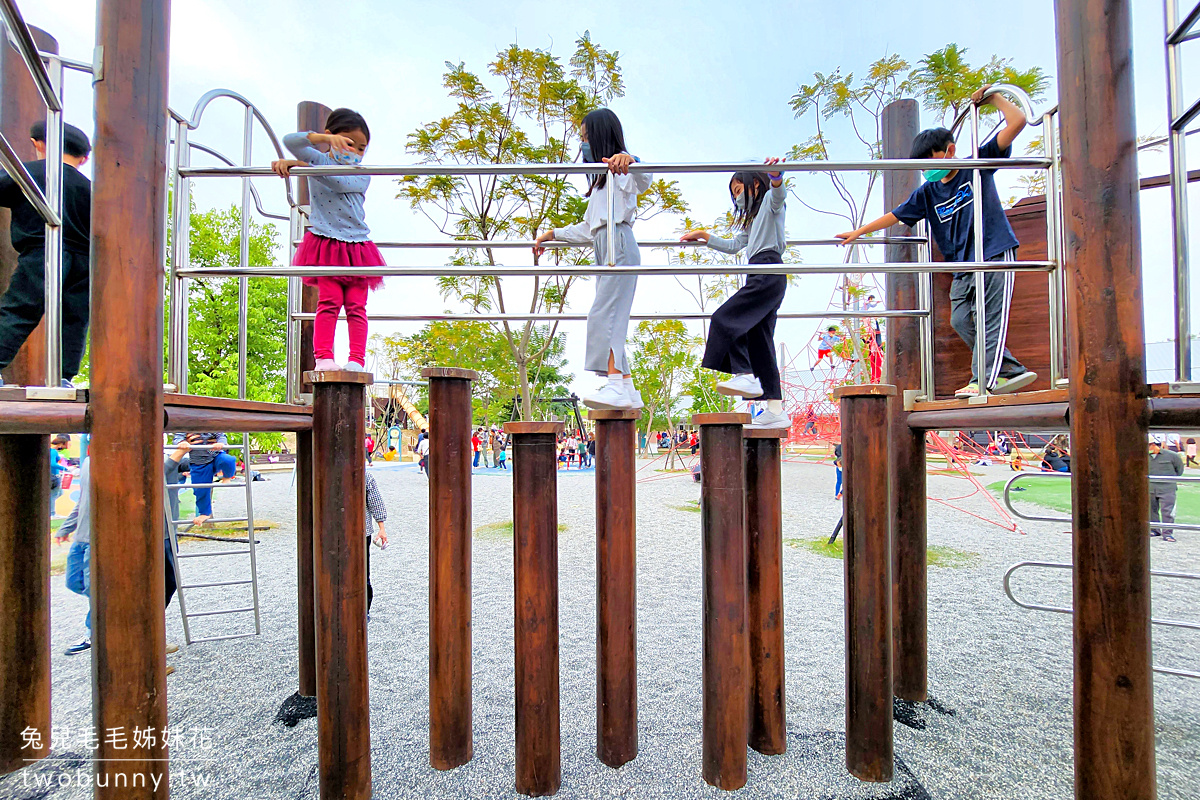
949, 248, 1027, 388
585, 223, 639, 375
1150, 488, 1177, 536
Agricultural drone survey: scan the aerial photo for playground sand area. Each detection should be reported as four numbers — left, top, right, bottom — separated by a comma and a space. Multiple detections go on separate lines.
4, 459, 1197, 800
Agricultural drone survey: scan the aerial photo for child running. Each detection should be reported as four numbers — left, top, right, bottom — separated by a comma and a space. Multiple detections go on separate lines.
836, 85, 1036, 398
534, 109, 650, 410
680, 158, 790, 429
272, 109, 383, 372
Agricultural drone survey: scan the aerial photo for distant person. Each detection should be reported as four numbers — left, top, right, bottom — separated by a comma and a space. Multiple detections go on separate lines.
492, 429, 503, 469
0, 122, 92, 388
1187, 437, 1197, 468
801, 405, 817, 436
815, 326, 840, 367
584, 433, 595, 468
365, 471, 388, 616
416, 436, 429, 475
471, 429, 482, 468
50, 434, 70, 516
172, 432, 237, 527
838, 84, 1037, 399
1149, 434, 1184, 542
497, 434, 508, 470
365, 433, 375, 465
834, 443, 843, 500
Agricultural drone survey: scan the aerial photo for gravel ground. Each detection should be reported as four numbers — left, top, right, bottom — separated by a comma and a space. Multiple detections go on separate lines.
2, 457, 1197, 800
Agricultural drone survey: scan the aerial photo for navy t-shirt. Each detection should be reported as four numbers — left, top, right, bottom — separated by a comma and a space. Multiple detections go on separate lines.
0, 160, 91, 256
891, 137, 1019, 277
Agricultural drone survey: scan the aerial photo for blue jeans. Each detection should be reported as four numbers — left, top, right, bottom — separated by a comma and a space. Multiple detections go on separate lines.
65, 540, 90, 632
190, 452, 238, 517
473, 451, 481, 467
835, 467, 843, 497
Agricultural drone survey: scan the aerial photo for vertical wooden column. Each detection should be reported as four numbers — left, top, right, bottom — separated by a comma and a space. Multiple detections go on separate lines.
296, 101, 330, 397
1054, 2, 1155, 798
90, 1, 171, 796
505, 420, 564, 797
693, 411, 751, 791
309, 369, 373, 800
0, 436, 49, 774
424, 367, 478, 770
744, 428, 786, 756
882, 99, 928, 701
297, 429, 316, 697
835, 385, 895, 782
0, 26, 56, 386
590, 409, 639, 768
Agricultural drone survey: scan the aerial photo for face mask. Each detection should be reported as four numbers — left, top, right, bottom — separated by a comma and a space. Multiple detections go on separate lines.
329, 148, 363, 166
580, 142, 593, 163
734, 193, 746, 211
924, 168, 951, 182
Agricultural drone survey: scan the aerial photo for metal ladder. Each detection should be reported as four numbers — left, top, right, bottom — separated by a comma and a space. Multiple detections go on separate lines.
1165, 0, 1200, 384
164, 436, 262, 644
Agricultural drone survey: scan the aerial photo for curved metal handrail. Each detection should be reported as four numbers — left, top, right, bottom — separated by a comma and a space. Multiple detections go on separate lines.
1003, 471, 1200, 531
1004, 561, 1200, 679
949, 83, 1045, 138
180, 140, 288, 221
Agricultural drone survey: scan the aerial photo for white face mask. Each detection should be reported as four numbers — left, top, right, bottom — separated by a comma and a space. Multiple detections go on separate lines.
328, 148, 363, 166
734, 193, 746, 211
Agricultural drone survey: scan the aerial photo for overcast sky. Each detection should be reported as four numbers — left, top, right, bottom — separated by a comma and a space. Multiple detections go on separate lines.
28, 0, 1199, 391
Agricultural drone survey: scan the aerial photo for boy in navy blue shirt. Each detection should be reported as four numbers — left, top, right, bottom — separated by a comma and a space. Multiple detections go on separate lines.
837, 85, 1037, 398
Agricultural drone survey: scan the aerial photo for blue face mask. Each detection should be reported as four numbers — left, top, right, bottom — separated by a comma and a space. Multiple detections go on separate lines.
329, 148, 363, 166
580, 142, 593, 163
924, 168, 951, 182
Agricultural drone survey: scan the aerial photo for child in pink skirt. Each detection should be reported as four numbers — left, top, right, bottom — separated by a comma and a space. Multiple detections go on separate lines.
272, 108, 384, 371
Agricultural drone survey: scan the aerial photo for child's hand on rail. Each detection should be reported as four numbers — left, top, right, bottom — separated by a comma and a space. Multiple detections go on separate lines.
679, 229, 711, 244
533, 230, 555, 258
603, 153, 634, 175
835, 230, 861, 244
271, 159, 305, 178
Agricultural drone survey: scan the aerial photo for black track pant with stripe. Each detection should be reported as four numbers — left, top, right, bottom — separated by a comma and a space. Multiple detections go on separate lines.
948, 248, 1027, 389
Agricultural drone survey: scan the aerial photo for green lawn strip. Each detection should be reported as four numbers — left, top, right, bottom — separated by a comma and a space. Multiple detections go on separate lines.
784, 537, 978, 568
671, 500, 701, 513
474, 520, 569, 540
988, 478, 1200, 523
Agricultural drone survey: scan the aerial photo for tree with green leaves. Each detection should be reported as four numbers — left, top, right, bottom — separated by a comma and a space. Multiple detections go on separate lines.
396, 33, 686, 419
684, 367, 734, 416
629, 319, 700, 449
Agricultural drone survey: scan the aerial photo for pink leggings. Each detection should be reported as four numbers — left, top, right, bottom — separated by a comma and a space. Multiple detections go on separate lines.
312, 277, 368, 365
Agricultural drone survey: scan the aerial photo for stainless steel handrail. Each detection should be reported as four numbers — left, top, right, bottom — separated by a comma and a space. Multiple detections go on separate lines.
291, 309, 928, 323
0, 131, 59, 226
0, 0, 61, 111
1003, 560, 1200, 679
176, 259, 1056, 280
1167, 0, 1194, 381
178, 157, 1052, 179
948, 84, 1041, 138
1167, 0, 1200, 44
183, 140, 289, 221
348, 236, 928, 250
1003, 471, 1200, 532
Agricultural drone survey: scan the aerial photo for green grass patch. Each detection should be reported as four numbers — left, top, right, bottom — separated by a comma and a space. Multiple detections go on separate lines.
474, 520, 568, 540
785, 537, 978, 568
671, 500, 701, 513
990, 477, 1200, 523
655, 468, 693, 474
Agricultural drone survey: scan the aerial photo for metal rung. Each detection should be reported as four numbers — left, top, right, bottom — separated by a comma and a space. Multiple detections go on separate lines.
185, 606, 255, 618
186, 633, 259, 645
177, 549, 251, 559
173, 482, 248, 490
1168, 1, 1200, 44
171, 517, 249, 525
1171, 95, 1200, 132
181, 579, 253, 590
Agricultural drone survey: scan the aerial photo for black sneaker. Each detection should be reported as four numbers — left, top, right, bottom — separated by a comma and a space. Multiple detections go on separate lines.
64, 638, 91, 655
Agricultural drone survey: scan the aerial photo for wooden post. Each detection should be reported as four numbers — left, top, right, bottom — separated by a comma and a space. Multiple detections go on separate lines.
297, 429, 316, 697
0, 435, 49, 774
0, 26, 56, 386
744, 427, 786, 756
590, 409, 639, 768
882, 98, 928, 701
834, 384, 895, 783
296, 102, 329, 397
424, 367, 477, 771
1054, 2, 1156, 798
505, 420, 564, 797
309, 369, 373, 800
89, 1, 171, 796
693, 411, 751, 791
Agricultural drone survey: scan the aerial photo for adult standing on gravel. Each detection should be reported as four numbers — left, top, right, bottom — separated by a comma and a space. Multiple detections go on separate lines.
1149, 434, 1184, 542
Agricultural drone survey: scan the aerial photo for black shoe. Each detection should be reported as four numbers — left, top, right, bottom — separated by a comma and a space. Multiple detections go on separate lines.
64, 638, 91, 655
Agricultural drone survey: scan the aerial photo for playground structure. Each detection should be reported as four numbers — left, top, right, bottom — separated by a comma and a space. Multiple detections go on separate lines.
0, 2, 1193, 800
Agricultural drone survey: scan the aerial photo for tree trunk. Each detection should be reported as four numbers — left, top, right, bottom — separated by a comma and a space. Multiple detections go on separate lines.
518, 361, 532, 420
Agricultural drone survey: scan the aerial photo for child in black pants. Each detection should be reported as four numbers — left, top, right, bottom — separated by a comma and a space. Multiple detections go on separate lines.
0, 121, 92, 387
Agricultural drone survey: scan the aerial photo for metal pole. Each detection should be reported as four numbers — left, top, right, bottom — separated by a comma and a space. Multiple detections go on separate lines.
1167, 0, 1192, 381
286, 205, 301, 403
243, 435, 261, 633
918, 224, 936, 400
296, 430, 315, 696
606, 170, 616, 267
971, 105, 989, 399
42, 55, 63, 387
168, 119, 191, 393
1056, 0, 1156, 797
1044, 111, 1063, 386
238, 106, 252, 400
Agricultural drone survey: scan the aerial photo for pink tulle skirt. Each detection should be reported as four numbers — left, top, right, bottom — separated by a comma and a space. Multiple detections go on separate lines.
294, 231, 386, 290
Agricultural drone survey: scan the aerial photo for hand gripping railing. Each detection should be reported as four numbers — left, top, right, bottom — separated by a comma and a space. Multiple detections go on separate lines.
1004, 561, 1200, 680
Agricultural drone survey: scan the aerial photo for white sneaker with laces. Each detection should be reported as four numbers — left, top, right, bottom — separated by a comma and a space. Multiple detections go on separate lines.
583, 381, 634, 410
747, 408, 791, 429
716, 373, 763, 398
313, 358, 342, 371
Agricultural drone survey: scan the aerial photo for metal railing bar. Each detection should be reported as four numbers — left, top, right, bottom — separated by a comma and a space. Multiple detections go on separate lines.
169, 482, 248, 490
181, 579, 254, 589
176, 550, 251, 559
0, 131, 60, 226
177, 260, 1055, 280
291, 310, 928, 323
184, 606, 255, 618
181, 140, 289, 221
0, 0, 61, 111
38, 50, 91, 73
1003, 472, 1200, 529
179, 157, 1052, 179
171, 517, 248, 525
186, 633, 258, 644
1171, 94, 1200, 132
1167, 0, 1200, 44
355, 236, 928, 250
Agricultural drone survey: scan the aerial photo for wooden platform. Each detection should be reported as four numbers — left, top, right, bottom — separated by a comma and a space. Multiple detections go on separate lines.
910, 388, 1068, 413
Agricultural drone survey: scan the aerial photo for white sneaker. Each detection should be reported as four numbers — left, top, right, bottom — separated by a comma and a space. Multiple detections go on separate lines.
344, 361, 367, 373
583, 381, 634, 410
747, 408, 791, 429
716, 373, 763, 398
314, 358, 341, 371
625, 385, 645, 410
